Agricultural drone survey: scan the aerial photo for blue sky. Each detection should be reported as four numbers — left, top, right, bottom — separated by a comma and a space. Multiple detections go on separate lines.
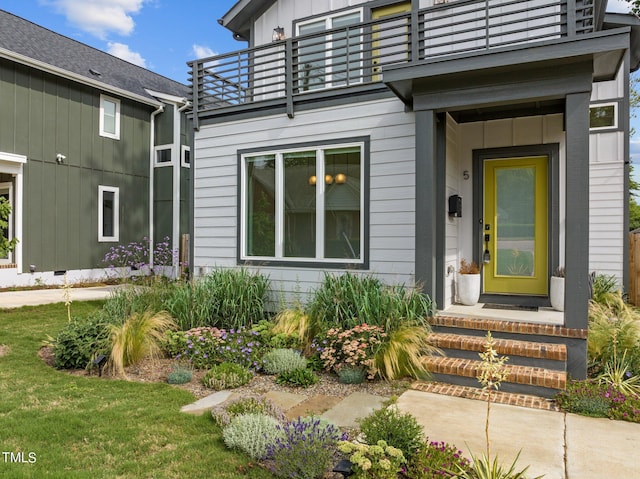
3, 0, 640, 170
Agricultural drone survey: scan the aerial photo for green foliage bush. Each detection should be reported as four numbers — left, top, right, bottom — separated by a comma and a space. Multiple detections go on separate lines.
404, 440, 472, 478
211, 396, 284, 428
262, 348, 308, 375
358, 405, 424, 461
306, 272, 434, 331
167, 364, 193, 385
202, 362, 253, 390
266, 416, 344, 479
556, 379, 640, 422
339, 367, 367, 384
52, 313, 113, 369
222, 413, 282, 460
275, 368, 319, 388
338, 440, 406, 479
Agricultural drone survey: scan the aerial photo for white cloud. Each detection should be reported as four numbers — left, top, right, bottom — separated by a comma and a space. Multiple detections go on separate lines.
192, 44, 217, 59
107, 42, 146, 67
606, 0, 632, 13
47, 0, 146, 39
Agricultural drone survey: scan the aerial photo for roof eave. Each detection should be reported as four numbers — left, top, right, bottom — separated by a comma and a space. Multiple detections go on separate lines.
0, 46, 164, 108
218, 0, 277, 41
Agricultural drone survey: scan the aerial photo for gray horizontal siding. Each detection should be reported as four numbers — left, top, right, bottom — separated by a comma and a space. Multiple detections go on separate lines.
194, 98, 418, 304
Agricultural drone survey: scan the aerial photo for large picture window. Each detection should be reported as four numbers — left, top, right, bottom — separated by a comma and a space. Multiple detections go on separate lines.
98, 185, 119, 242
241, 142, 365, 264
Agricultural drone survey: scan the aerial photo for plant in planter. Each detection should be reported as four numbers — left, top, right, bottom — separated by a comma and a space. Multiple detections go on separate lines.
550, 266, 565, 311
457, 259, 481, 306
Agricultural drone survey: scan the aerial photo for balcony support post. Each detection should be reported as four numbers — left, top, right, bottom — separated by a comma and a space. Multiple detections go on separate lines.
285, 39, 294, 119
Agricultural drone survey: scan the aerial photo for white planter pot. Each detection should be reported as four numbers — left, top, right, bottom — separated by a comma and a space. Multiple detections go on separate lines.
550, 276, 565, 311
457, 273, 481, 306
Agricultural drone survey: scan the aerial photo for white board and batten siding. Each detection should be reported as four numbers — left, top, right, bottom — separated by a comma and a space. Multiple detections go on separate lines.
193, 98, 417, 306
589, 70, 625, 282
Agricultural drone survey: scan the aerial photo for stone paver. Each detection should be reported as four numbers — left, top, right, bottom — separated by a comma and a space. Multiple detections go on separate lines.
180, 390, 234, 415
264, 390, 308, 412
285, 394, 342, 419
321, 392, 389, 429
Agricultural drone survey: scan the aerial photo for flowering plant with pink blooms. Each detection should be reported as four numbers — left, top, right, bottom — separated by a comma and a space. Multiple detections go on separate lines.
312, 324, 386, 379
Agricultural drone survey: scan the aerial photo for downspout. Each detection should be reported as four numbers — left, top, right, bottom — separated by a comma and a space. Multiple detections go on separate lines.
172, 100, 191, 275
149, 103, 164, 267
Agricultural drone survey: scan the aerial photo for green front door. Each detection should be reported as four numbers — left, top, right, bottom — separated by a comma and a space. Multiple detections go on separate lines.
483, 157, 548, 295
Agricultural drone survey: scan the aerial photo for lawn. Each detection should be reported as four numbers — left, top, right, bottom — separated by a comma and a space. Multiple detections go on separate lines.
0, 301, 274, 479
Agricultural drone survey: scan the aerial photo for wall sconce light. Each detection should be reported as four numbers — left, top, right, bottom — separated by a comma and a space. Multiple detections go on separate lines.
335, 173, 347, 184
272, 26, 285, 42
56, 153, 66, 164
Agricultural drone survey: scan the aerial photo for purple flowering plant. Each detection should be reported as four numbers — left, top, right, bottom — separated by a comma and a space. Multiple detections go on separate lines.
556, 379, 640, 423
266, 416, 347, 479
167, 326, 267, 371
101, 236, 178, 279
404, 440, 472, 478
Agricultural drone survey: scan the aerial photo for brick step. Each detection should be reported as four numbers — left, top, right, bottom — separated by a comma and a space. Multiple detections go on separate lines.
424, 356, 566, 398
431, 315, 588, 341
410, 381, 559, 412
430, 332, 566, 370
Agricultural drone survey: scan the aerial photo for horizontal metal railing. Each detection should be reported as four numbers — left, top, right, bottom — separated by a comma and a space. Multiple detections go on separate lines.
189, 0, 594, 119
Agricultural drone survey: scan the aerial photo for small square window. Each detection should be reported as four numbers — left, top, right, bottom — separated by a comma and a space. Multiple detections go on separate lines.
98, 186, 119, 242
155, 145, 173, 166
589, 103, 617, 130
181, 145, 191, 167
100, 95, 121, 139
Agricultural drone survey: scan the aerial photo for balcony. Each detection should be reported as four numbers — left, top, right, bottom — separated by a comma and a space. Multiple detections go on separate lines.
189, 0, 596, 122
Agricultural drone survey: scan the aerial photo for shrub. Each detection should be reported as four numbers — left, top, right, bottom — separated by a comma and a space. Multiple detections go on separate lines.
107, 310, 176, 377
262, 348, 308, 375
313, 324, 386, 379
202, 362, 253, 390
162, 279, 220, 330
306, 272, 433, 331
338, 440, 406, 479
270, 308, 317, 350
556, 379, 640, 422
267, 416, 345, 479
251, 319, 301, 350
588, 302, 640, 374
203, 268, 270, 329
358, 405, 424, 460
222, 413, 282, 460
52, 313, 113, 369
101, 285, 170, 322
167, 364, 193, 385
339, 367, 366, 384
211, 396, 284, 428
404, 440, 471, 478
275, 368, 319, 388
451, 451, 541, 479
375, 324, 440, 380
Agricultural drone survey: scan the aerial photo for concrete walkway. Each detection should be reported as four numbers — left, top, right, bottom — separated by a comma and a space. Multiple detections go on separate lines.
0, 285, 119, 308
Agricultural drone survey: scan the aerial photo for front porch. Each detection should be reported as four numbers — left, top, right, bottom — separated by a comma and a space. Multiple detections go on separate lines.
444, 302, 564, 325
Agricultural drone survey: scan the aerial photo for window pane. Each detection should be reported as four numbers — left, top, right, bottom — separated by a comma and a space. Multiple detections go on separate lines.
246, 156, 276, 256
331, 13, 362, 86
103, 100, 116, 134
183, 149, 191, 164
298, 20, 326, 91
590, 105, 616, 129
284, 151, 316, 258
324, 147, 361, 259
156, 148, 172, 163
103, 191, 115, 238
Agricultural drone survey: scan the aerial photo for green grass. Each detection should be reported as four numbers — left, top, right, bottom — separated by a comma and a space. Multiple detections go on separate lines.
0, 301, 274, 478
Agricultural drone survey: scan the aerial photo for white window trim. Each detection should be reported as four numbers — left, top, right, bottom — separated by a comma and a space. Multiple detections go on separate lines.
181, 145, 191, 168
99, 94, 121, 140
240, 142, 365, 264
296, 8, 364, 90
154, 144, 174, 167
98, 185, 119, 242
589, 101, 618, 131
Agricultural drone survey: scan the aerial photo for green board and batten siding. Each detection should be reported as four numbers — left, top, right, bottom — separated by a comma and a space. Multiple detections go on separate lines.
0, 58, 151, 273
